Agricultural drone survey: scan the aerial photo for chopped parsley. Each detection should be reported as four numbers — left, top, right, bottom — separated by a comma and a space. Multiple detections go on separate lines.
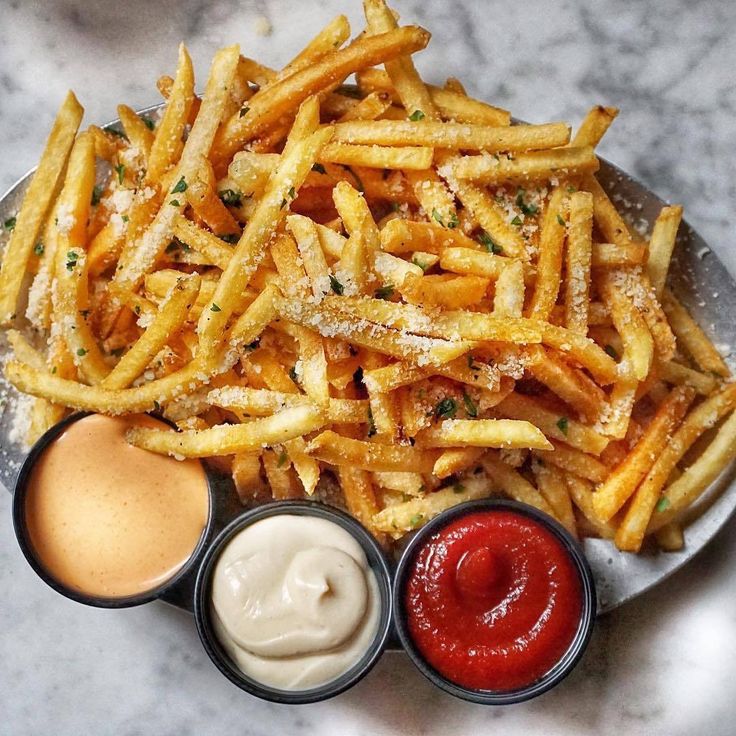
556, 416, 569, 435
65, 250, 79, 271
114, 163, 125, 184
91, 185, 104, 206
409, 513, 424, 528
375, 284, 394, 300
515, 189, 538, 216
311, 163, 326, 175
408, 109, 425, 121
434, 397, 457, 420
478, 231, 502, 254
277, 450, 288, 468
219, 233, 239, 244
280, 198, 287, 210
4, 216, 16, 231
511, 215, 523, 227
287, 186, 296, 200
239, 105, 250, 118
121, 214, 129, 223
33, 242, 44, 256
604, 344, 618, 360
172, 176, 188, 194
462, 391, 478, 418
210, 303, 222, 312
76, 348, 88, 357
453, 482, 466, 494
218, 189, 242, 207
367, 406, 377, 437
153, 400, 161, 413
447, 211, 459, 229
556, 213, 565, 227
431, 208, 444, 226
329, 274, 344, 295
566, 185, 577, 194
169, 199, 181, 207
655, 497, 671, 513
140, 115, 155, 131
411, 255, 428, 272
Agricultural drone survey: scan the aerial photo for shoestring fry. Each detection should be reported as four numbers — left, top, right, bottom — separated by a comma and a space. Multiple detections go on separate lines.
2, 0, 734, 553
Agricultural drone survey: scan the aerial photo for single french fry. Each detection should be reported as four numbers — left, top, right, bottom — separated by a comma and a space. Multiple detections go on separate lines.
373, 475, 491, 535
102, 274, 200, 389
493, 260, 526, 317
657, 359, 718, 395
598, 269, 654, 381
497, 392, 609, 455
451, 147, 598, 184
592, 241, 647, 268
283, 437, 321, 496
661, 289, 729, 377
332, 120, 570, 151
583, 174, 637, 248
306, 429, 438, 472
564, 191, 593, 335
592, 385, 695, 522
647, 205, 682, 297
117, 104, 155, 159
565, 473, 616, 539
531, 459, 577, 535
528, 187, 567, 320
572, 105, 619, 148
481, 453, 554, 516
0, 91, 83, 324
232, 452, 268, 504
400, 273, 490, 309
439, 247, 532, 282
287, 214, 331, 299
127, 404, 326, 457
338, 465, 385, 540
171, 215, 234, 270
187, 158, 240, 236
597, 377, 638, 440
433, 447, 486, 479
294, 325, 329, 408
532, 441, 609, 484
147, 44, 195, 183
320, 142, 434, 170
380, 219, 483, 255
525, 345, 605, 423
337, 91, 392, 122
271, 232, 310, 300
5, 359, 213, 414
417, 418, 552, 450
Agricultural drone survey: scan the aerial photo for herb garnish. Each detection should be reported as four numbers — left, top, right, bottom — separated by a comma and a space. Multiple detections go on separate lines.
218, 189, 242, 207
329, 274, 344, 295
409, 110, 425, 121
210, 303, 221, 312
556, 416, 569, 434
375, 284, 394, 300
114, 163, 125, 184
462, 391, 478, 418
172, 176, 187, 194
434, 397, 458, 419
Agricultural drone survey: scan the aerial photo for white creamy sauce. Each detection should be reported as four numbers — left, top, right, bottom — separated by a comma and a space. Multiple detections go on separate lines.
210, 514, 381, 690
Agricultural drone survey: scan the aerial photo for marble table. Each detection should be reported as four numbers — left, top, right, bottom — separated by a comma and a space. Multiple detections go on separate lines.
1, 0, 735, 733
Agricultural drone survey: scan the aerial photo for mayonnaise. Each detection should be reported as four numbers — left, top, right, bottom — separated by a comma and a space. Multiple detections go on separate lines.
210, 514, 381, 690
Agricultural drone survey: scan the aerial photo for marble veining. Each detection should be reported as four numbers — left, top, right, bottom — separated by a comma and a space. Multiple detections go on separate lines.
0, 0, 735, 734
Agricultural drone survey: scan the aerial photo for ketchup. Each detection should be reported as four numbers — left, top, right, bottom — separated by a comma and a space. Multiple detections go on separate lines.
404, 510, 583, 691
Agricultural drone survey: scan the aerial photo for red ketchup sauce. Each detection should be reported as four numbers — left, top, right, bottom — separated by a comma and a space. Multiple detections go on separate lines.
404, 510, 583, 691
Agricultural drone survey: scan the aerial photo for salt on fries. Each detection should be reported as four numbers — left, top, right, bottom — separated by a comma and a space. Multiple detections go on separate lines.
2, 0, 733, 551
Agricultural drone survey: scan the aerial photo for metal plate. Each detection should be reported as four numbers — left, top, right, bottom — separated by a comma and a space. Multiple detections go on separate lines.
0, 104, 734, 617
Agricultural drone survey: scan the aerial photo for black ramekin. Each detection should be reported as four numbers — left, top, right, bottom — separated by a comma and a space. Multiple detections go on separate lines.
12, 411, 216, 609
393, 498, 596, 705
194, 500, 392, 704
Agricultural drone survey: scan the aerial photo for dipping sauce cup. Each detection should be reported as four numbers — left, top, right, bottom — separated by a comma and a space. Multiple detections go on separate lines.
13, 412, 214, 608
393, 499, 596, 704
194, 501, 392, 704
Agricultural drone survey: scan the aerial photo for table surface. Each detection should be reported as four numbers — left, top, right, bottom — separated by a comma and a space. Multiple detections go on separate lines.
1, 0, 735, 734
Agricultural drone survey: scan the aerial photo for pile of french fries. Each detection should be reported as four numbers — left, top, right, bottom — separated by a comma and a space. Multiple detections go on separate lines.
2, 0, 734, 554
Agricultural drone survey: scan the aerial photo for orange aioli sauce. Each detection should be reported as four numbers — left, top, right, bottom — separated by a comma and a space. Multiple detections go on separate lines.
24, 414, 209, 598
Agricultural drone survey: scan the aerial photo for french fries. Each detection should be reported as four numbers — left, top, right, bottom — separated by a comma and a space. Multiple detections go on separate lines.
2, 0, 732, 559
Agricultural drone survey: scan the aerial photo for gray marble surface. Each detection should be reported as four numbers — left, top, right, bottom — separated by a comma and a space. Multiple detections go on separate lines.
1, 0, 735, 734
